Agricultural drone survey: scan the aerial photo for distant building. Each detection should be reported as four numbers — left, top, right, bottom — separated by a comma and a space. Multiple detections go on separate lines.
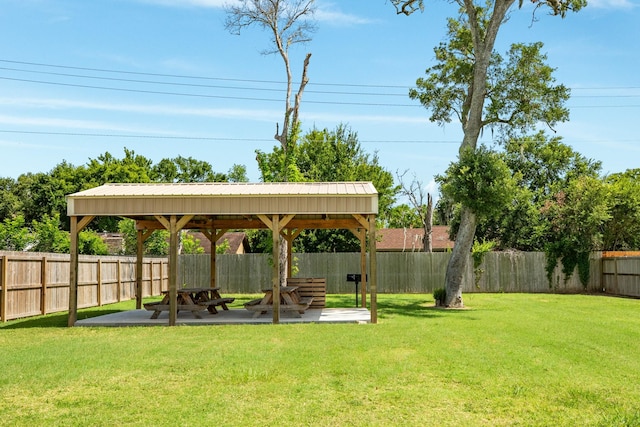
189, 231, 251, 254
98, 232, 125, 254
376, 226, 454, 252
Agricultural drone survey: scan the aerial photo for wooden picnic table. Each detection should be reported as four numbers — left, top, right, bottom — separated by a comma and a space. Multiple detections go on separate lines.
143, 287, 235, 319
244, 285, 313, 318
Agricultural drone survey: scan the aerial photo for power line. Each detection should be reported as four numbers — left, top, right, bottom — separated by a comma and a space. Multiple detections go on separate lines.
0, 58, 411, 89
1, 129, 636, 145
0, 66, 411, 97
0, 129, 462, 143
3, 76, 640, 109
0, 129, 272, 141
0, 76, 421, 107
2, 58, 639, 94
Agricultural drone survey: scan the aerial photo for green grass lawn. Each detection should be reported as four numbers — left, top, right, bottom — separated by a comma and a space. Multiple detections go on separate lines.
1, 293, 639, 426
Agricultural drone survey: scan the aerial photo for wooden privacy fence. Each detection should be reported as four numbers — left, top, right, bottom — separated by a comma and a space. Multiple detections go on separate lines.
601, 252, 640, 298
3, 250, 637, 322
0, 251, 168, 321
179, 251, 610, 295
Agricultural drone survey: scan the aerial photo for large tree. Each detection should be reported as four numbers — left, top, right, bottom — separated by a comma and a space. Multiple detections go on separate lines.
440, 132, 602, 251
254, 125, 398, 253
226, 0, 316, 285
602, 169, 640, 251
151, 155, 226, 183
393, 0, 585, 307
225, 0, 315, 162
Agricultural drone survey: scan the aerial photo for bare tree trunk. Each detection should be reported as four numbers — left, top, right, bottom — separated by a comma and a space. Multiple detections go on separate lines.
278, 236, 287, 286
440, 0, 512, 307
444, 206, 476, 307
423, 193, 433, 253
224, 1, 316, 289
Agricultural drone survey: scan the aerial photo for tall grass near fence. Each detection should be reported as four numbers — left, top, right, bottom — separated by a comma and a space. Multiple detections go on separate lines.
1, 293, 639, 426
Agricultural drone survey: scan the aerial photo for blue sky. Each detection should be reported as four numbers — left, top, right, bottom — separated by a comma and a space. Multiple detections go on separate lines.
0, 0, 638, 195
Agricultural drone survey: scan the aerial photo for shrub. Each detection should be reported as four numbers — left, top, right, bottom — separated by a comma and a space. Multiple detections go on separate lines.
433, 287, 446, 306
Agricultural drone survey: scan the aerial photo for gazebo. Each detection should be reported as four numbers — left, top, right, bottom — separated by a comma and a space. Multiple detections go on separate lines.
66, 182, 378, 326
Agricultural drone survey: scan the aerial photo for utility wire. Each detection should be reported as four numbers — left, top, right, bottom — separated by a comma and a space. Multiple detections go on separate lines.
0, 58, 410, 89
0, 76, 420, 107
1, 58, 639, 96
1, 129, 636, 145
0, 66, 410, 97
0, 129, 462, 143
2, 76, 639, 109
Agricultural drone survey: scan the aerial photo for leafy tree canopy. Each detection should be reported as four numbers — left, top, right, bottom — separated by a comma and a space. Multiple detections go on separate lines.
0, 148, 243, 253
410, 17, 570, 140
255, 125, 398, 252
437, 145, 517, 222
602, 169, 640, 250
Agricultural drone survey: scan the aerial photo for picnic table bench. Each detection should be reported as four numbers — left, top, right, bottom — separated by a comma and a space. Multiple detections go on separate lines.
144, 287, 235, 319
244, 286, 313, 318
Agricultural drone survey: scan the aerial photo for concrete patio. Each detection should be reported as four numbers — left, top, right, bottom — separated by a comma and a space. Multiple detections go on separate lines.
76, 307, 371, 326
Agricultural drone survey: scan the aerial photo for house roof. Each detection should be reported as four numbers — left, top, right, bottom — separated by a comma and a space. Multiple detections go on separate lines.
189, 231, 249, 254
376, 227, 454, 252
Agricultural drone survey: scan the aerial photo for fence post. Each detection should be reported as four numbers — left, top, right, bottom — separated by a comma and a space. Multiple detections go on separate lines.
149, 259, 154, 296
97, 259, 102, 306
160, 260, 165, 292
116, 259, 122, 302
41, 256, 48, 315
1, 255, 7, 322
614, 257, 619, 292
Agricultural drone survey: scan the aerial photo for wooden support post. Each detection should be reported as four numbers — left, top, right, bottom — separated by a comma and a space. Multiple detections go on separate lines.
200, 227, 224, 289
41, 256, 48, 315
68, 216, 79, 327
283, 229, 302, 279
368, 214, 377, 324
68, 215, 95, 325
272, 214, 280, 324
1, 255, 8, 322
360, 232, 367, 308
136, 229, 144, 309
169, 215, 179, 326
211, 233, 216, 289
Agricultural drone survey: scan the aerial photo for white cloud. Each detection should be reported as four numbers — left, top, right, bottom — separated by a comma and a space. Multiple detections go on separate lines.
137, 0, 375, 24
315, 7, 375, 26
0, 113, 168, 135
0, 97, 281, 122
0, 96, 432, 127
136, 0, 231, 8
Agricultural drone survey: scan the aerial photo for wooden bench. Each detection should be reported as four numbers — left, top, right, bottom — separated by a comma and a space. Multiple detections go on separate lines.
244, 296, 314, 318
197, 297, 235, 314
244, 298, 263, 307
286, 278, 326, 308
143, 301, 208, 319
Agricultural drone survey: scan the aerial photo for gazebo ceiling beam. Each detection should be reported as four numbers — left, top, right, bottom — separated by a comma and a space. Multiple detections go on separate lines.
132, 217, 364, 231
